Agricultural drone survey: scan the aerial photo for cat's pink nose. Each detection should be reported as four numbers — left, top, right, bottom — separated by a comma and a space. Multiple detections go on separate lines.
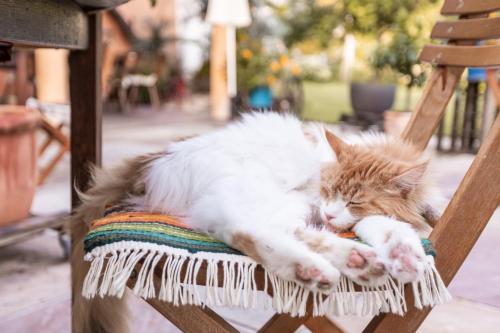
325, 213, 336, 221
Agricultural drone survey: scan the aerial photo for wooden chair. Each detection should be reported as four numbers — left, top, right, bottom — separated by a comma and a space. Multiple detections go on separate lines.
119, 2, 500, 332
5, 0, 492, 332
26, 98, 71, 184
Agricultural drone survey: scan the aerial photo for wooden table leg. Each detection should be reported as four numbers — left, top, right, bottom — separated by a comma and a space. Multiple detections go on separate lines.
69, 12, 102, 333
69, 13, 102, 207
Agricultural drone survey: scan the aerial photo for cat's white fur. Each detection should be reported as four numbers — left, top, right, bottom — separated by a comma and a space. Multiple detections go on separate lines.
137, 112, 425, 288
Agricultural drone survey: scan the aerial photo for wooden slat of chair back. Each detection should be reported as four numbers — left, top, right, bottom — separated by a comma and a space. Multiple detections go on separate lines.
431, 16, 500, 40
421, 3, 500, 68
441, 0, 500, 15
419, 44, 500, 67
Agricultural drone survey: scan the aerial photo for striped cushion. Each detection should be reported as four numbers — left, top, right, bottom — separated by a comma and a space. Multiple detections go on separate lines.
82, 204, 448, 318
84, 205, 435, 257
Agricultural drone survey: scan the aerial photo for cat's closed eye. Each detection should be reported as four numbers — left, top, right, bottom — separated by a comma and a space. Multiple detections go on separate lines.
347, 201, 363, 206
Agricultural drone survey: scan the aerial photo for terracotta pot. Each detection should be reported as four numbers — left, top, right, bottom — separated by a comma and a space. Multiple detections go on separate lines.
384, 110, 412, 137
0, 106, 40, 226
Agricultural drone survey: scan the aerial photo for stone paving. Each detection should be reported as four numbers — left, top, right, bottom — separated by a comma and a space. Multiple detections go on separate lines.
1, 96, 499, 332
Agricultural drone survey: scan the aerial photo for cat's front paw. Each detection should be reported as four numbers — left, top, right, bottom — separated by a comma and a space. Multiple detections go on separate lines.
294, 227, 388, 287
295, 262, 340, 290
380, 233, 426, 283
340, 245, 388, 286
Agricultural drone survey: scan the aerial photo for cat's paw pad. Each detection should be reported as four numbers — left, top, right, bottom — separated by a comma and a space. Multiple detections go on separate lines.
340, 246, 388, 286
386, 242, 425, 283
295, 263, 340, 290
346, 249, 370, 268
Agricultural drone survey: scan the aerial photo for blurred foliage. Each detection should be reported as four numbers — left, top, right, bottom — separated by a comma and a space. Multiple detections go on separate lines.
269, 0, 343, 49
237, 31, 301, 91
270, 0, 439, 48
265, 0, 439, 86
371, 31, 426, 87
341, 0, 439, 35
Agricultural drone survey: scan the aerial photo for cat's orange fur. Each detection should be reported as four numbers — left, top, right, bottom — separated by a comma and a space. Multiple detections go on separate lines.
321, 130, 431, 232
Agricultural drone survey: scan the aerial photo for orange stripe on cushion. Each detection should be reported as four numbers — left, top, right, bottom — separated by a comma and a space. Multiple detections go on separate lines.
91, 212, 188, 229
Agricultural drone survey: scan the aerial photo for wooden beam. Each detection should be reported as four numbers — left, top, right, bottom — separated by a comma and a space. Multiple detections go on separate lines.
431, 17, 500, 40
420, 44, 500, 67
258, 312, 311, 333
402, 66, 464, 150
441, 0, 500, 15
364, 115, 500, 332
127, 263, 238, 333
0, 214, 66, 248
146, 300, 238, 333
69, 13, 102, 207
210, 25, 230, 121
305, 316, 344, 333
0, 0, 88, 50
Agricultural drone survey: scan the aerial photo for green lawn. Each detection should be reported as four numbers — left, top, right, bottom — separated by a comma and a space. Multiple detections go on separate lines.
302, 81, 424, 123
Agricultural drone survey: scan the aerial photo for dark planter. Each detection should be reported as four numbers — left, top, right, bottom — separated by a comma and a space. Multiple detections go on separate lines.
74, 0, 129, 9
349, 82, 396, 130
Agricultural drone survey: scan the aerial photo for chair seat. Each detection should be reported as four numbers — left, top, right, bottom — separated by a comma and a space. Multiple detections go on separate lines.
82, 205, 450, 317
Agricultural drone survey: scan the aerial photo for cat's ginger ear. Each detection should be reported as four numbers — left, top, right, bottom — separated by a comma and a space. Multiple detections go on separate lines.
389, 162, 428, 191
324, 127, 345, 157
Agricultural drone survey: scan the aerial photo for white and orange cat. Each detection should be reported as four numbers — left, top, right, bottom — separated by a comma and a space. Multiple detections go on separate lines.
72, 112, 437, 333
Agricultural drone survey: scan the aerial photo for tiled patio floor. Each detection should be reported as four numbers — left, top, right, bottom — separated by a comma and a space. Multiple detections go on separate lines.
1, 96, 499, 332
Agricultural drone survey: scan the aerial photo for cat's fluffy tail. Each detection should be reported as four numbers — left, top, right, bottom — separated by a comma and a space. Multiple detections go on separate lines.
70, 153, 160, 333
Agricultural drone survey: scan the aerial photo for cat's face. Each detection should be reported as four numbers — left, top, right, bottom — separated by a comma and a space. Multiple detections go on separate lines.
319, 130, 428, 231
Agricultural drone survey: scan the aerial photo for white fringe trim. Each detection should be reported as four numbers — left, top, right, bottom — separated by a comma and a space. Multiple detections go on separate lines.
82, 241, 451, 317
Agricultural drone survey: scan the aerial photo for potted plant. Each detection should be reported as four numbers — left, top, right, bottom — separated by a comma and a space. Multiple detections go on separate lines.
371, 31, 427, 135
341, 0, 436, 129
236, 30, 303, 113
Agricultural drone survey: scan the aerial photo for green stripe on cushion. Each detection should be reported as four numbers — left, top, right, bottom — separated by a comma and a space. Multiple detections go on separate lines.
84, 229, 241, 254
87, 222, 223, 243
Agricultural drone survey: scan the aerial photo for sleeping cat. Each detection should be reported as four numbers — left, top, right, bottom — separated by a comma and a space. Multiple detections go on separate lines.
71, 112, 436, 333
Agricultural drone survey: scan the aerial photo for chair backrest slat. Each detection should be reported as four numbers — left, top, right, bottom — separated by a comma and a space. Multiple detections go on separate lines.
431, 16, 500, 40
419, 44, 500, 67
441, 0, 500, 15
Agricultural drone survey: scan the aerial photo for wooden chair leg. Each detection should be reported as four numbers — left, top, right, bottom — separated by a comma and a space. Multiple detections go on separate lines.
38, 143, 69, 184
364, 115, 500, 333
305, 316, 344, 333
148, 85, 160, 111
38, 135, 53, 155
127, 263, 238, 333
118, 86, 129, 113
145, 300, 238, 333
258, 301, 315, 333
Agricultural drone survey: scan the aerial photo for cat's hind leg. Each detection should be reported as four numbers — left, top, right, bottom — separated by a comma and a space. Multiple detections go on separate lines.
353, 215, 426, 283
229, 228, 341, 290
